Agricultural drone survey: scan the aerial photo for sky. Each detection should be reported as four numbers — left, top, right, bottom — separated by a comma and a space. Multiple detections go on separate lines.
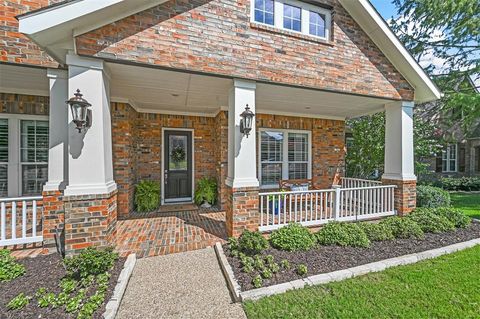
370, 0, 398, 20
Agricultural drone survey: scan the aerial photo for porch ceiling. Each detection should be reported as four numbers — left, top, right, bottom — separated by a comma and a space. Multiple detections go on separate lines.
108, 62, 392, 119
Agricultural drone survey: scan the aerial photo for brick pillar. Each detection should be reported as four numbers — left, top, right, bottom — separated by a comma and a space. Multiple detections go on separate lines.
42, 190, 65, 248
225, 186, 259, 237
63, 190, 117, 256
382, 179, 416, 215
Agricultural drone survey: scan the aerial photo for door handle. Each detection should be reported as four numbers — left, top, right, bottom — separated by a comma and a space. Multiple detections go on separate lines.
164, 170, 168, 184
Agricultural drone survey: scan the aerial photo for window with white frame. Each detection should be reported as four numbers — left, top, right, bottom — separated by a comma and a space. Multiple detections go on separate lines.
259, 129, 311, 187
442, 144, 457, 172
251, 0, 331, 40
0, 115, 49, 197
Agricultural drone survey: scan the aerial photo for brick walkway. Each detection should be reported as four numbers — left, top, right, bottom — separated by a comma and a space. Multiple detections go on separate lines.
115, 208, 227, 258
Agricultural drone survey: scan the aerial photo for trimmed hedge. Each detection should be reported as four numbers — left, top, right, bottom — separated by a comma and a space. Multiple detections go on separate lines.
408, 209, 455, 233
434, 207, 472, 228
380, 217, 424, 239
438, 177, 480, 191
358, 222, 395, 241
316, 222, 370, 248
270, 223, 316, 251
416, 185, 451, 208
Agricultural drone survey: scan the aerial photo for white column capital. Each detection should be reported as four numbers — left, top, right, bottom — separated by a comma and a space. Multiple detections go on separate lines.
382, 100, 417, 181
233, 78, 257, 90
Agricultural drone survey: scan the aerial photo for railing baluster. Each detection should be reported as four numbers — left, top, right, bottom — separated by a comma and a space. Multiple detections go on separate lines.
22, 201, 27, 239
260, 195, 264, 227
1, 202, 5, 241
11, 201, 16, 240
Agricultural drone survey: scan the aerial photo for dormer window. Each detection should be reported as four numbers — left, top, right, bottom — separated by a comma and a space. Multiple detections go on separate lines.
251, 0, 332, 41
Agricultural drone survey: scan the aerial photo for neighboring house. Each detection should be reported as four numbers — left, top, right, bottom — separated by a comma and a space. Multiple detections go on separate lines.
0, 0, 440, 255
423, 76, 480, 178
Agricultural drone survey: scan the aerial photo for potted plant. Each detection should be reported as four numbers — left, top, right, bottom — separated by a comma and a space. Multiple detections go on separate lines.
194, 177, 217, 208
267, 190, 286, 215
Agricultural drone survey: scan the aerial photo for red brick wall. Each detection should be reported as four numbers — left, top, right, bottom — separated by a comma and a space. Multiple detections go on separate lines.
75, 0, 413, 101
0, 93, 49, 115
225, 186, 260, 237
257, 114, 345, 189
382, 179, 416, 215
0, 1, 58, 67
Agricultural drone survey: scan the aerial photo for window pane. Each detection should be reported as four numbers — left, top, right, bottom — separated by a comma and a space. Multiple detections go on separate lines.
261, 131, 283, 162
21, 120, 49, 163
288, 133, 308, 161
449, 145, 456, 159
309, 11, 325, 37
442, 160, 447, 172
0, 119, 7, 163
261, 163, 282, 186
283, 4, 301, 31
0, 164, 7, 197
289, 163, 307, 179
169, 135, 188, 171
22, 164, 47, 196
254, 0, 274, 25
449, 160, 456, 172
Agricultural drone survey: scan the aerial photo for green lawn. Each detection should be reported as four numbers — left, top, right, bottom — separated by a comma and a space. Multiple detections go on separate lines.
451, 192, 480, 219
243, 246, 480, 319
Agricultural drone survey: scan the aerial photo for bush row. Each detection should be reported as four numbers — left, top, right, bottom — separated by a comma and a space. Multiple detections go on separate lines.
231, 207, 471, 254
436, 177, 480, 192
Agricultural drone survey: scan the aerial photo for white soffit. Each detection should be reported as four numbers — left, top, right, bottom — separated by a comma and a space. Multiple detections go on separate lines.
0, 64, 48, 96
338, 0, 442, 103
18, 0, 168, 64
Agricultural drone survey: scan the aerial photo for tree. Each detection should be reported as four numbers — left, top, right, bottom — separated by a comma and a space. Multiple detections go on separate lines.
390, 0, 480, 132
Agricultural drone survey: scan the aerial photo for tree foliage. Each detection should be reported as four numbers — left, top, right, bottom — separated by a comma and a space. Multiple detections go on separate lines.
390, 0, 480, 132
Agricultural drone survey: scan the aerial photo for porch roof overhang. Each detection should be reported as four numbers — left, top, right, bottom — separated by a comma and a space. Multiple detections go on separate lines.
17, 0, 441, 104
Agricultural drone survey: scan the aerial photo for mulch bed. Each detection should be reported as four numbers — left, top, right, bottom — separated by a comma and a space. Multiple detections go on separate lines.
0, 253, 125, 319
226, 221, 480, 291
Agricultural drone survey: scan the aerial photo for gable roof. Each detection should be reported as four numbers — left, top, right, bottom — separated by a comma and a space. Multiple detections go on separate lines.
18, 0, 442, 103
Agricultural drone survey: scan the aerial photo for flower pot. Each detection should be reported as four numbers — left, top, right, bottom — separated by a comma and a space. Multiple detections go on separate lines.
268, 200, 282, 215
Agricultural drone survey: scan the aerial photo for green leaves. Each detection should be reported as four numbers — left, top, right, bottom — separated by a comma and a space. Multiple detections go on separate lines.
270, 223, 316, 252
0, 249, 25, 282
134, 180, 160, 212
7, 293, 30, 310
194, 177, 218, 205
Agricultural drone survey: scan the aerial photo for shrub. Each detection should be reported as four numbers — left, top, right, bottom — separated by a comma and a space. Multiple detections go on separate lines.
416, 185, 450, 208
194, 177, 218, 205
7, 293, 30, 310
315, 222, 370, 248
380, 217, 424, 239
252, 275, 263, 288
238, 230, 269, 255
409, 209, 455, 233
269, 223, 316, 251
439, 177, 480, 191
269, 262, 280, 273
135, 180, 160, 212
280, 259, 291, 270
435, 207, 471, 228
358, 222, 394, 241
261, 268, 273, 279
0, 249, 25, 282
296, 264, 308, 276
64, 247, 118, 279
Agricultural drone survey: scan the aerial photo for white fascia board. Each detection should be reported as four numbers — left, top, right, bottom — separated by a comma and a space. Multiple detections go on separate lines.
338, 0, 442, 104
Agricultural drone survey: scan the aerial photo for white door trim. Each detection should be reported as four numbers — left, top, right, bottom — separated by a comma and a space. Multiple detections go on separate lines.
161, 128, 195, 205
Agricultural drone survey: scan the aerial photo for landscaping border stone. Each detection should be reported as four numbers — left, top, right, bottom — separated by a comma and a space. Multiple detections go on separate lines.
216, 238, 480, 301
103, 253, 137, 319
214, 242, 242, 302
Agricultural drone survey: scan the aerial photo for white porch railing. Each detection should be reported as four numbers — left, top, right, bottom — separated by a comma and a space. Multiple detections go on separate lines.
258, 185, 396, 232
340, 177, 382, 188
0, 196, 43, 246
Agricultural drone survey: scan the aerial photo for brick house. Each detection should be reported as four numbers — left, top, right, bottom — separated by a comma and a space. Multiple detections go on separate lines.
1, 0, 440, 255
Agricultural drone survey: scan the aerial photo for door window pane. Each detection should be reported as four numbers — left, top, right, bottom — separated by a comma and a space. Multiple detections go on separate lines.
254, 0, 274, 25
283, 4, 301, 31
169, 135, 188, 171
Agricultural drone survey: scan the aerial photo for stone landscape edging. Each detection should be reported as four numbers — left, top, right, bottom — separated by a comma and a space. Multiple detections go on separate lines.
215, 238, 480, 302
103, 253, 137, 319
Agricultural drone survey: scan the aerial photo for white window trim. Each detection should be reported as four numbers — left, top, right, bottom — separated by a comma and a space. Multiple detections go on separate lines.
250, 0, 332, 41
0, 114, 49, 198
258, 128, 312, 189
442, 143, 457, 173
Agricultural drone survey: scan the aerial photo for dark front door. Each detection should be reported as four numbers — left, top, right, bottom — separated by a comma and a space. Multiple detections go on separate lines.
164, 130, 193, 202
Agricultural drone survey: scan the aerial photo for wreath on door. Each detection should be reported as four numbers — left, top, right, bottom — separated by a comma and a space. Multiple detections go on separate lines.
171, 146, 186, 163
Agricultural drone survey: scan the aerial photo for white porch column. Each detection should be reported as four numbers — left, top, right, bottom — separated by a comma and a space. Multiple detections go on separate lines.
226, 79, 259, 188
44, 69, 68, 191
382, 101, 417, 215
64, 54, 116, 196
382, 101, 416, 181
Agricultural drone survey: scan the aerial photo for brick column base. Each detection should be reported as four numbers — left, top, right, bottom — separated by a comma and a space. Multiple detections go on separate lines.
382, 179, 416, 215
63, 190, 117, 256
42, 190, 65, 249
225, 186, 259, 237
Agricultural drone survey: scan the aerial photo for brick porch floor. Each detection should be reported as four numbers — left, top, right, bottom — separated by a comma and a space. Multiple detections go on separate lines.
115, 208, 227, 258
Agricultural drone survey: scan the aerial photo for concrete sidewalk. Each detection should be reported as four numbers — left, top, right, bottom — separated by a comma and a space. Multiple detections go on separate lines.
117, 247, 247, 319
